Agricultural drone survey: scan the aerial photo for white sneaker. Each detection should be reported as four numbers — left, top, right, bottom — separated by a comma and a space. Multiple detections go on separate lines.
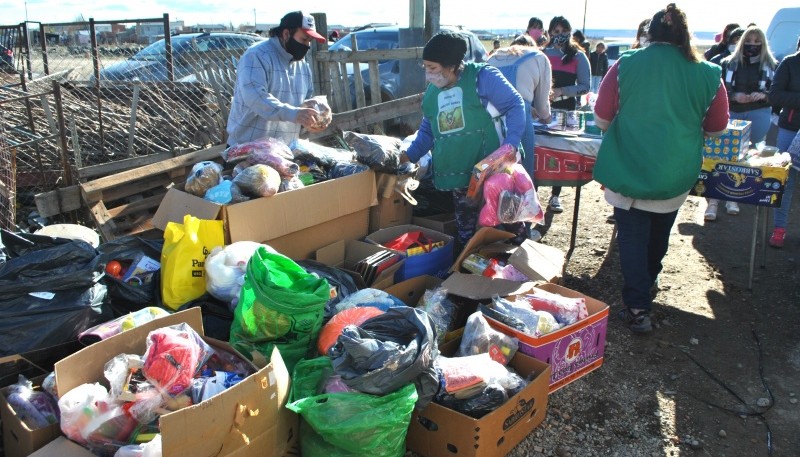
548, 195, 564, 213
725, 201, 740, 215
704, 202, 718, 221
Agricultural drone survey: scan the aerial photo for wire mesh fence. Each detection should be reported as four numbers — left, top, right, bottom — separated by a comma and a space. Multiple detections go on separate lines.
0, 111, 17, 231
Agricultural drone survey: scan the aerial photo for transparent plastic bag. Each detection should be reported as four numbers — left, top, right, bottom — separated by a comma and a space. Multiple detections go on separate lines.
104, 354, 144, 399
222, 137, 293, 164
289, 139, 355, 169
5, 375, 60, 429
521, 288, 588, 325
491, 295, 562, 336
279, 176, 305, 192
184, 161, 223, 197
204, 242, 276, 305
456, 312, 519, 365
435, 354, 510, 397
302, 95, 333, 130
142, 323, 213, 396
232, 164, 281, 198
343, 130, 404, 172
415, 287, 457, 344
249, 141, 300, 178
114, 434, 162, 457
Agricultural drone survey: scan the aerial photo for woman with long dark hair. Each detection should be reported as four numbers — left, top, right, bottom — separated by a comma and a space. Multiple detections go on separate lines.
593, 4, 729, 333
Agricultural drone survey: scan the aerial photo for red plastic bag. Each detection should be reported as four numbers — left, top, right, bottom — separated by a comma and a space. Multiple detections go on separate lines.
142, 323, 212, 396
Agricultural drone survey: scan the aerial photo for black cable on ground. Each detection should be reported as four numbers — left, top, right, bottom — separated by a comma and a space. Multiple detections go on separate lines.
680, 326, 774, 456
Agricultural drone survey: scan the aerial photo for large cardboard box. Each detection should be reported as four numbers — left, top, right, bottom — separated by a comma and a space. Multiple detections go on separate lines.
54, 308, 297, 457
412, 213, 457, 239
405, 338, 550, 457
153, 170, 378, 259
690, 158, 790, 207
484, 283, 609, 393
369, 195, 414, 232
442, 227, 564, 301
1, 374, 62, 457
28, 436, 93, 457
703, 119, 751, 161
315, 239, 406, 290
365, 224, 454, 282
0, 355, 47, 389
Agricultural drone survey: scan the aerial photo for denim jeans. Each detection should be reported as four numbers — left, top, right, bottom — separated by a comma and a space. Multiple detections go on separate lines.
773, 128, 798, 228
614, 206, 679, 311
731, 107, 772, 144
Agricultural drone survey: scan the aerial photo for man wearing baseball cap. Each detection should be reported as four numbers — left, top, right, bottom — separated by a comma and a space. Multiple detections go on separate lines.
227, 11, 328, 146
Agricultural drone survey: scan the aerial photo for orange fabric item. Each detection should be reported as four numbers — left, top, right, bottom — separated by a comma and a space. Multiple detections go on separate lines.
317, 306, 385, 355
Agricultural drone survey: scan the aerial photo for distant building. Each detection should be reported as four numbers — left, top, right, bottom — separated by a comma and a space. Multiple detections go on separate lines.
191, 24, 227, 33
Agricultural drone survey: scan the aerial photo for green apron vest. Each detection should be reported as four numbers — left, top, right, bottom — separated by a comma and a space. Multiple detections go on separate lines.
593, 45, 721, 199
422, 63, 501, 190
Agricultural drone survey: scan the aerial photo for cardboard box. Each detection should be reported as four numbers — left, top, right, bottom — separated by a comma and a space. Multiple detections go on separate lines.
54, 308, 297, 457
690, 158, 790, 207
315, 239, 406, 290
412, 213, 457, 239
28, 436, 93, 457
369, 195, 414, 232
0, 355, 47, 389
703, 119, 751, 161
153, 170, 378, 259
405, 337, 550, 457
1, 374, 62, 457
365, 224, 454, 282
484, 283, 609, 392
441, 228, 565, 301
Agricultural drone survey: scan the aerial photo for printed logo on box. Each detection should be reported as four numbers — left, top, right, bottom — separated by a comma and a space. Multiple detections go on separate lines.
550, 324, 603, 382
503, 397, 537, 431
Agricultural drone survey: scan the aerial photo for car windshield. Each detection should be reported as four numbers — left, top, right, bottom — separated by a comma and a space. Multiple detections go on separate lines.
330, 31, 399, 52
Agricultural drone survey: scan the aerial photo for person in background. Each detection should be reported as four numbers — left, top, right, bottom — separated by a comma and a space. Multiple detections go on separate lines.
706, 22, 742, 61
709, 27, 744, 65
589, 42, 609, 93
401, 31, 526, 252
226, 11, 327, 146
329, 30, 340, 42
573, 29, 591, 54
542, 15, 591, 214
705, 25, 777, 220
488, 39, 501, 57
631, 18, 651, 49
767, 36, 800, 248
526, 17, 549, 48
593, 3, 729, 333
488, 34, 553, 240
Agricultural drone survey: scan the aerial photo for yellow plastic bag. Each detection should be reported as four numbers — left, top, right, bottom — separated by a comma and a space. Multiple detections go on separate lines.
161, 215, 224, 310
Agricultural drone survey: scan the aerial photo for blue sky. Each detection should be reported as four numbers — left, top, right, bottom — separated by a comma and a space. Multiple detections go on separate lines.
3, 0, 795, 34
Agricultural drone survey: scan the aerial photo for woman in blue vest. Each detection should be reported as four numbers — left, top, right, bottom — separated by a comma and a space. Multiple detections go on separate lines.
593, 3, 730, 333
402, 31, 526, 253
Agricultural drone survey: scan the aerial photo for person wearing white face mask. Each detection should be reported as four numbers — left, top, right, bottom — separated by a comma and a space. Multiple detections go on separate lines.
709, 27, 744, 65
705, 25, 777, 221
401, 31, 527, 252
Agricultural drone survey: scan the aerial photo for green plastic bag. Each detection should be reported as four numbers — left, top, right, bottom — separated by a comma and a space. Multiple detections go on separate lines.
287, 357, 418, 457
229, 247, 329, 373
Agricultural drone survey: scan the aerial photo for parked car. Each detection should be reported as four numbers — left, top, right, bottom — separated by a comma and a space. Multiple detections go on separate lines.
767, 7, 800, 62
97, 32, 264, 82
0, 44, 14, 73
328, 26, 488, 106
603, 41, 632, 68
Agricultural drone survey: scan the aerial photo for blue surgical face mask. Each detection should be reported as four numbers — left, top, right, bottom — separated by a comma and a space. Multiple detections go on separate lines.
425, 71, 450, 88
552, 32, 571, 47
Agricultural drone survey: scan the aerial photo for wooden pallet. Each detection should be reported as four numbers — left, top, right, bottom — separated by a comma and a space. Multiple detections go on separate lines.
79, 144, 225, 241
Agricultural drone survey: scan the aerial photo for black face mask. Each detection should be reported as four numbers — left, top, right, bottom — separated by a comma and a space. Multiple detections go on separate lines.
285, 36, 310, 61
743, 44, 762, 57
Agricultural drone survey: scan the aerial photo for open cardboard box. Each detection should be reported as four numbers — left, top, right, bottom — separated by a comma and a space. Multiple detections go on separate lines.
53, 308, 297, 457
315, 239, 406, 290
484, 283, 609, 393
405, 337, 550, 457
365, 224, 454, 282
1, 374, 62, 457
442, 227, 565, 301
412, 213, 457, 239
152, 170, 378, 260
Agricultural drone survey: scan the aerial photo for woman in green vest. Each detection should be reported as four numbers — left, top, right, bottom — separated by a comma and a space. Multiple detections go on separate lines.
402, 31, 527, 252
593, 3, 730, 333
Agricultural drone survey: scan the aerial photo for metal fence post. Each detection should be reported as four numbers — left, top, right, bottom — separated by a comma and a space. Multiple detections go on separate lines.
89, 18, 106, 153
163, 13, 173, 82
39, 22, 49, 75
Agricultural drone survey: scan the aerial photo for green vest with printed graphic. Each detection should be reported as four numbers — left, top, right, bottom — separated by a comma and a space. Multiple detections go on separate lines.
422, 63, 501, 190
593, 45, 721, 199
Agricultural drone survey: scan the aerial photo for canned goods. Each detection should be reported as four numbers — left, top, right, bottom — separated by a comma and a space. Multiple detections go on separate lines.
584, 112, 602, 135
565, 111, 584, 131
550, 110, 567, 131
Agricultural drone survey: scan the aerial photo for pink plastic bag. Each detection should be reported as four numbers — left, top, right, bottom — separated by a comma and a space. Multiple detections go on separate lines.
479, 164, 544, 226
466, 143, 520, 200
223, 138, 299, 178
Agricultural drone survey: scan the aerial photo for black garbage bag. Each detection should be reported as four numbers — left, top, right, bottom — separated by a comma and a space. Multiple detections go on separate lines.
295, 259, 362, 323
330, 306, 439, 408
0, 229, 75, 258
96, 235, 164, 315
0, 233, 102, 299
436, 383, 509, 419
177, 293, 234, 341
0, 281, 110, 357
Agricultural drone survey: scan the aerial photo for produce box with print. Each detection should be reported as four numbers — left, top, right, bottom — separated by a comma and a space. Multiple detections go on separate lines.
534, 145, 596, 187
703, 119, 751, 161
483, 283, 609, 393
690, 158, 790, 207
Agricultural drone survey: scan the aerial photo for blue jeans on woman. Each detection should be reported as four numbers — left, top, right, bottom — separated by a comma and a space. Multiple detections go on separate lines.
731, 107, 772, 145
774, 127, 798, 229
614, 206, 679, 311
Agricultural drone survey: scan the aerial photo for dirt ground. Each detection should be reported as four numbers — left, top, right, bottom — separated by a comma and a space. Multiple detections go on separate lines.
507, 181, 800, 456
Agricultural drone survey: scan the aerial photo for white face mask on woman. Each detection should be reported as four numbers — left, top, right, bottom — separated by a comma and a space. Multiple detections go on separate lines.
425, 71, 451, 88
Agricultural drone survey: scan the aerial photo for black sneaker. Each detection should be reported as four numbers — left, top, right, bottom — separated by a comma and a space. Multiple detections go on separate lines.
618, 308, 652, 334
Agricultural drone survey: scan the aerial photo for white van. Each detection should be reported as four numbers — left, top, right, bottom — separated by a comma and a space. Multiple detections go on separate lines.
767, 7, 800, 62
